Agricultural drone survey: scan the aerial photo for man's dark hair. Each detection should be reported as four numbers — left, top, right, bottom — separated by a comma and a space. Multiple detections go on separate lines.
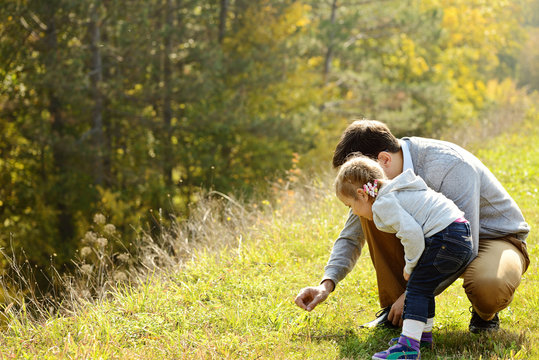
332, 120, 401, 168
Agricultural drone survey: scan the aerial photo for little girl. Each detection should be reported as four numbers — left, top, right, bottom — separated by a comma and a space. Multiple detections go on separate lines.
335, 155, 474, 360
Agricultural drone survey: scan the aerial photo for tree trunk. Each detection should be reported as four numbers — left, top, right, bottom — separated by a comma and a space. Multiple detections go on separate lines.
219, 0, 228, 43
44, 12, 75, 244
89, 0, 105, 186
324, 0, 338, 82
162, 0, 174, 186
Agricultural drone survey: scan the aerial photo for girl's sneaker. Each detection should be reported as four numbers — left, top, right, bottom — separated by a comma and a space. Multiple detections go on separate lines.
389, 331, 433, 349
372, 335, 420, 359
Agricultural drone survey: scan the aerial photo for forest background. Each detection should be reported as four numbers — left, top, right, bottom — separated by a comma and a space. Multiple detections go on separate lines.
1, 0, 539, 295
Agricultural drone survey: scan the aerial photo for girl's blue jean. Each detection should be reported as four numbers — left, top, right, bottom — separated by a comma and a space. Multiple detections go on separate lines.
403, 221, 474, 323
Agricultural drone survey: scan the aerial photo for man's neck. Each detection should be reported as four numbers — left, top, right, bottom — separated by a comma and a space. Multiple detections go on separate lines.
395, 149, 404, 177
386, 149, 404, 180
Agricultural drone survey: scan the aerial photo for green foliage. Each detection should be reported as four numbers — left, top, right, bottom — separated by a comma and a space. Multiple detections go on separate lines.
0, 0, 325, 279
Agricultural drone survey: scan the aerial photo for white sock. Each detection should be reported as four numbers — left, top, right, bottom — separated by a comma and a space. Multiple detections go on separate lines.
424, 318, 434, 332
402, 319, 426, 341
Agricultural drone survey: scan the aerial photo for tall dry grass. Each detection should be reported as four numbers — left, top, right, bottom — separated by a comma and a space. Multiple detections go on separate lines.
0, 167, 332, 326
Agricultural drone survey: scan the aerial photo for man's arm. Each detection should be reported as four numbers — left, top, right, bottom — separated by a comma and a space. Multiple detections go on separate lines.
295, 210, 363, 312
320, 209, 364, 288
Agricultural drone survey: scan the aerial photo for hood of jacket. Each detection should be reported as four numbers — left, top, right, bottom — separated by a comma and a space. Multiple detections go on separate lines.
378, 169, 427, 196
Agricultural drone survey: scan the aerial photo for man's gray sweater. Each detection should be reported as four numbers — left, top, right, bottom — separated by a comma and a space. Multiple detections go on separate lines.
323, 137, 530, 289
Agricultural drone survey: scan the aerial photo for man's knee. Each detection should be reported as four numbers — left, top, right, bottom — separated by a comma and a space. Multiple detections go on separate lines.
463, 238, 526, 319
465, 275, 518, 318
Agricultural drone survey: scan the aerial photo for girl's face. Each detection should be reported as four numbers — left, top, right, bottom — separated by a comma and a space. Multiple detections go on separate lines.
338, 189, 373, 220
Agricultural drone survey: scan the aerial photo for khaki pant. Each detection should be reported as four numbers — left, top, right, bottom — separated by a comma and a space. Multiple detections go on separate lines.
360, 218, 530, 321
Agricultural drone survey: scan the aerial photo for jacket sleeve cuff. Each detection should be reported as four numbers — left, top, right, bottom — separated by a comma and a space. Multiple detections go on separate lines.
404, 263, 415, 276
319, 276, 338, 292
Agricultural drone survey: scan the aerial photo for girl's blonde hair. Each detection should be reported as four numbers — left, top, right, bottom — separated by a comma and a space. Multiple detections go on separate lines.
335, 154, 386, 199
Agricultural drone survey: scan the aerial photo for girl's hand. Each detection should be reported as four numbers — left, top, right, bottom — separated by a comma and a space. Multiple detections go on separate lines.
403, 268, 410, 281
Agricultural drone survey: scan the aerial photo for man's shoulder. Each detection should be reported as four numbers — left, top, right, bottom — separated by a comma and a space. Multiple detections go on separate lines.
403, 137, 483, 190
404, 136, 465, 153
404, 136, 479, 166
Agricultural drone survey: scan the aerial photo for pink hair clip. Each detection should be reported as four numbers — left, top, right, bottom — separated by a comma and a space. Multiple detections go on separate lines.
363, 179, 379, 197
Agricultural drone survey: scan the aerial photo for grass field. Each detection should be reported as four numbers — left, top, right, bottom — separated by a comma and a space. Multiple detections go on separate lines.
1, 112, 538, 359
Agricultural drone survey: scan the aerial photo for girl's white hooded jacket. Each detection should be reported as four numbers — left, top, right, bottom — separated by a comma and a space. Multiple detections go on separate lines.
372, 169, 465, 275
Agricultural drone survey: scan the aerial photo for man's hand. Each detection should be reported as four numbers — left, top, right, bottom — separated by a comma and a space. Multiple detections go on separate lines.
294, 280, 334, 312
388, 292, 405, 326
